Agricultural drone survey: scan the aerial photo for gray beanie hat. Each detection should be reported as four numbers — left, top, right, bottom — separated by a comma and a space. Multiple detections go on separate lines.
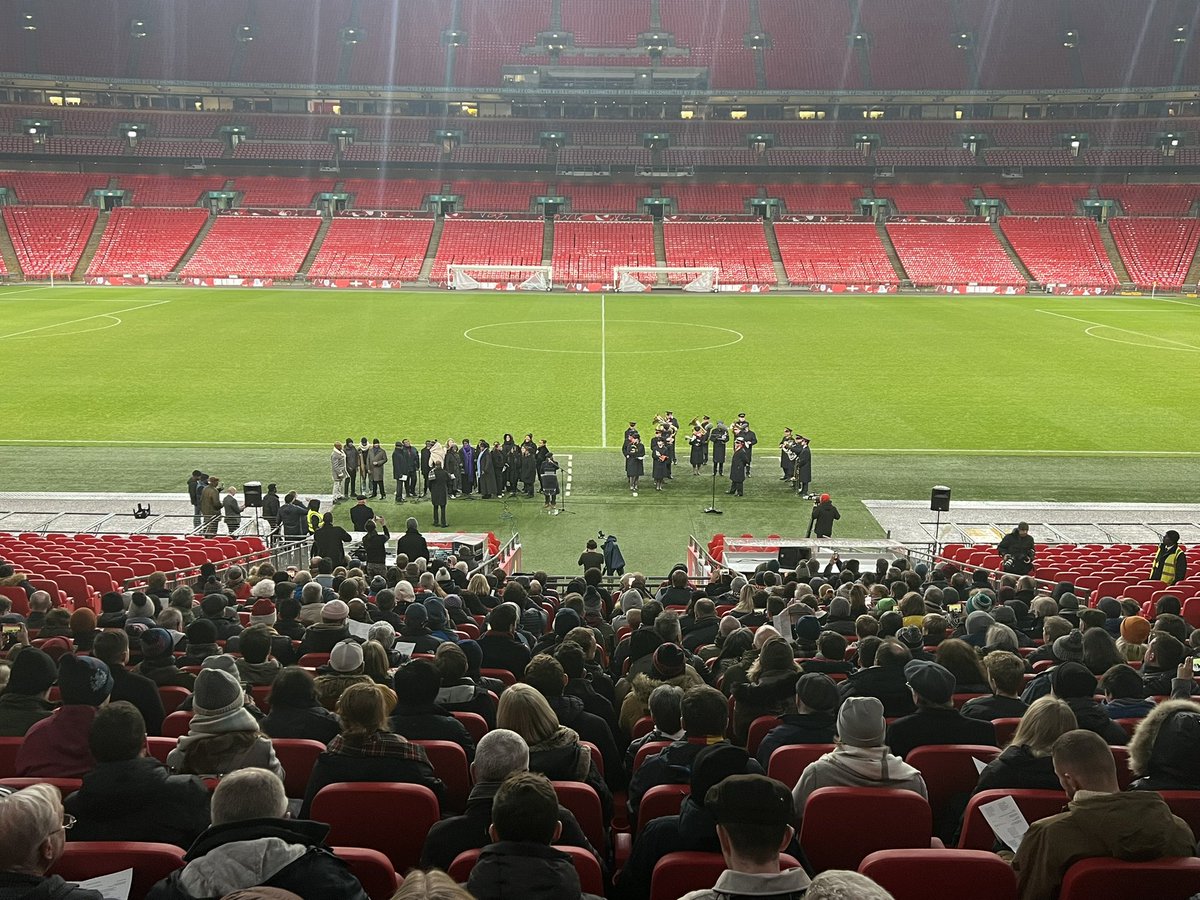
837, 696, 886, 748
966, 610, 993, 636
620, 590, 643, 612
1053, 630, 1085, 663
193, 668, 244, 717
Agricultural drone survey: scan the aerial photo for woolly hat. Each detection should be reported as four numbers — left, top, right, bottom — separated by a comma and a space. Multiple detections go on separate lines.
424, 598, 448, 629
186, 619, 217, 645
753, 625, 781, 650
966, 593, 994, 614
796, 672, 840, 713
251, 579, 276, 599
127, 593, 156, 620
100, 592, 124, 614
837, 695, 886, 747
202, 654, 240, 678
896, 625, 924, 650
1051, 661, 1097, 699
39, 637, 74, 661
322, 599, 349, 622
1097, 596, 1122, 619
828, 597, 851, 619
58, 655, 113, 707
620, 590, 643, 613
690, 743, 753, 804
69, 607, 96, 633
330, 639, 364, 673
370, 576, 388, 594
7, 648, 58, 695
874, 598, 896, 614
193, 668, 244, 717
795, 615, 822, 642
444, 594, 463, 610
140, 627, 174, 660
759, 638, 795, 670
435, 568, 451, 584
966, 611, 993, 636
1120, 615, 1151, 645
405, 603, 428, 627
200, 594, 228, 617
1053, 630, 1085, 663
992, 606, 1017, 627
368, 621, 396, 648
553, 608, 581, 637
250, 599, 277, 626
653, 643, 687, 678
1058, 592, 1080, 611
459, 639, 483, 674
904, 659, 956, 704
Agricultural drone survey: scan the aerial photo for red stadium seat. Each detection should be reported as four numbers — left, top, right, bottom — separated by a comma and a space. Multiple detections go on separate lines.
745, 716, 781, 758
412, 740, 471, 814
632, 741, 673, 773
907, 744, 1001, 837
480, 668, 516, 687
766, 744, 836, 788
146, 737, 176, 765
451, 711, 489, 744
161, 711, 194, 739
650, 851, 803, 900
449, 846, 605, 895
636, 783, 692, 834
157, 686, 191, 716
631, 716, 655, 739
958, 790, 1067, 850
330, 847, 401, 900
800, 787, 933, 873
992, 718, 1022, 746
1058, 857, 1200, 900
0, 777, 83, 794
310, 782, 440, 874
0, 738, 23, 778
859, 849, 1018, 900
272, 738, 327, 800
552, 781, 606, 853
51, 842, 185, 900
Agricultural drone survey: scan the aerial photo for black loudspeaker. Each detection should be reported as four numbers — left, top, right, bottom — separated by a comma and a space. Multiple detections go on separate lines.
778, 546, 811, 569
243, 481, 263, 508
930, 485, 951, 512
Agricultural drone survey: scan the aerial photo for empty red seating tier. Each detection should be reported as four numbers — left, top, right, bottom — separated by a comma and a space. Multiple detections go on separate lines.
1098, 185, 1200, 216
431, 217, 544, 283
306, 217, 434, 282
886, 222, 1024, 287
981, 184, 1089, 215
551, 219, 656, 284
343, 179, 440, 210
658, 0, 755, 89
179, 216, 321, 280
116, 175, 228, 207
768, 184, 865, 214
0, 173, 109, 205
451, 181, 547, 212
560, 0, 649, 46
760, 0, 862, 90
233, 177, 336, 209
86, 207, 209, 279
873, 184, 976, 214
1109, 218, 1200, 290
3, 207, 97, 277
661, 184, 755, 214
1000, 217, 1118, 287
662, 219, 777, 285
774, 222, 899, 286
557, 183, 648, 213
453, 0, 552, 87
346, 0, 453, 86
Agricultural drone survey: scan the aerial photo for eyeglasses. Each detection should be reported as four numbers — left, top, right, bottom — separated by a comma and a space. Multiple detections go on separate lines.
59, 813, 75, 832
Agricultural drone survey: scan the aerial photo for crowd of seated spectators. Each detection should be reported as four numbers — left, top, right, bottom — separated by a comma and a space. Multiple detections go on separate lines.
0, 538, 1197, 899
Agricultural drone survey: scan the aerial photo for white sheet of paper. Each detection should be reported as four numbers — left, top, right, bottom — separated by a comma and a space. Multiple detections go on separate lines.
979, 795, 1031, 852
973, 756, 989, 774
346, 618, 372, 640
772, 612, 790, 638
396, 641, 417, 660
76, 869, 133, 900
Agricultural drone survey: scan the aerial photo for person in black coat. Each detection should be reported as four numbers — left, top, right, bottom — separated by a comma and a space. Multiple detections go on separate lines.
885, 660, 997, 760
500, 434, 519, 494
434, 643, 498, 729
518, 446, 538, 498
311, 513, 351, 568
1048, 662, 1129, 745
808, 494, 840, 538
973, 696, 1079, 795
838, 639, 917, 717
261, 667, 341, 745
756, 673, 840, 769
65, 701, 210, 848
428, 461, 451, 528
388, 660, 476, 761
624, 434, 645, 495
478, 604, 533, 679
420, 729, 598, 872
688, 426, 707, 475
276, 491, 308, 540
709, 422, 729, 475
261, 483, 281, 540
794, 436, 812, 496
94, 631, 165, 737
147, 768, 368, 900
477, 441, 499, 498
650, 435, 671, 492
396, 517, 430, 563
727, 441, 748, 496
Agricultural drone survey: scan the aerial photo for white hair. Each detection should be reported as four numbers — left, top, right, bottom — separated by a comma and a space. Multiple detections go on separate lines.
474, 729, 530, 783
804, 871, 895, 900
0, 783, 62, 871
210, 769, 287, 825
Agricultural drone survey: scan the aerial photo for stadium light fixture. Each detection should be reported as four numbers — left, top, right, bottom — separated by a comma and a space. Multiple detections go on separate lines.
1172, 25, 1189, 43
954, 32, 974, 49
1062, 30, 1078, 48
22, 13, 35, 31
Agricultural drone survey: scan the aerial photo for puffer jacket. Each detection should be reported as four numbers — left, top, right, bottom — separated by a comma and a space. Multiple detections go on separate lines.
466, 841, 602, 900
618, 671, 703, 736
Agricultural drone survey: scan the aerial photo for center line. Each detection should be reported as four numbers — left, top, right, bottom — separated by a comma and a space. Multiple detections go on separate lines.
600, 293, 607, 449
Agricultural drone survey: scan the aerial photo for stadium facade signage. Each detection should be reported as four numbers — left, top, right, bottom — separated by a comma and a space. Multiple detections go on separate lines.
86, 275, 149, 285
811, 284, 896, 293
184, 277, 276, 287
934, 284, 1026, 294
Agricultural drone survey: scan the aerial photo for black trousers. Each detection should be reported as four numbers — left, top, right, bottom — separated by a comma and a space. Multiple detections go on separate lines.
432, 502, 446, 526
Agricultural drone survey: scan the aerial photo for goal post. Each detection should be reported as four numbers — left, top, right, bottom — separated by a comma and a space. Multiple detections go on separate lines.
613, 266, 720, 293
446, 264, 553, 291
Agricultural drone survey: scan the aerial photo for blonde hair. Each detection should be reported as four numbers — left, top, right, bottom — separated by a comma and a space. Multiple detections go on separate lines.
496, 682, 561, 746
1010, 696, 1077, 756
361, 641, 391, 684
734, 583, 756, 613
468, 574, 491, 597
336, 682, 388, 741
390, 868, 474, 900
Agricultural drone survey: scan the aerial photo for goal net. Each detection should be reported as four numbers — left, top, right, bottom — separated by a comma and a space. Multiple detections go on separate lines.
613, 266, 719, 293
447, 264, 552, 291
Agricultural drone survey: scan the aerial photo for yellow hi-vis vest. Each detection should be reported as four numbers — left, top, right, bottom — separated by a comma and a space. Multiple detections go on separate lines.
1158, 547, 1183, 584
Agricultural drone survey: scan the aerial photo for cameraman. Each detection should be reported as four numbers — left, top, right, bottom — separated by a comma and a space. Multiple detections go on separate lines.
807, 493, 840, 539
998, 522, 1035, 575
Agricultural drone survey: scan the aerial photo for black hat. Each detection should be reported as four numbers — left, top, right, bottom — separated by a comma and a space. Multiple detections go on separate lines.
1051, 661, 1097, 699
705, 774, 793, 828
652, 643, 686, 678
58, 654, 113, 706
6, 648, 57, 695
795, 673, 840, 713
904, 659, 956, 704
690, 744, 753, 804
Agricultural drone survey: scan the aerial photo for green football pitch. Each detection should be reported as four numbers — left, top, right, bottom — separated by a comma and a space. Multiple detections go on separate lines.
2, 283, 1199, 572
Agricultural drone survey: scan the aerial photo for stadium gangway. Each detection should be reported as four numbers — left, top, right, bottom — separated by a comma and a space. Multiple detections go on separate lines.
469, 532, 522, 581
687, 535, 926, 581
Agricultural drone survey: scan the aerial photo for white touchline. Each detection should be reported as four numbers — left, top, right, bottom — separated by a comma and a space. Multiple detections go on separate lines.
599, 294, 607, 449
1035, 308, 1200, 352
0, 299, 173, 340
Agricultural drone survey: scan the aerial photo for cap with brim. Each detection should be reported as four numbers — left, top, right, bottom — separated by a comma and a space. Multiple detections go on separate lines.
704, 775, 793, 828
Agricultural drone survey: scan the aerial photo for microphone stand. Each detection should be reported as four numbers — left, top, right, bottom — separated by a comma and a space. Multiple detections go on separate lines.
703, 467, 723, 515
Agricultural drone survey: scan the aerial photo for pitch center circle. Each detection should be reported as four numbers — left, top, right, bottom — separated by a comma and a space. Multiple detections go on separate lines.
462, 319, 744, 354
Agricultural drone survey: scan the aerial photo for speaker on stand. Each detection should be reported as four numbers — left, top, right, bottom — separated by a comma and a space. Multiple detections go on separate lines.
930, 485, 950, 566
243, 481, 263, 537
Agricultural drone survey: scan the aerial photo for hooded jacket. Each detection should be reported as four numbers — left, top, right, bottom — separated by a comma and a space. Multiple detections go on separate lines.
466, 841, 602, 900
1012, 791, 1195, 900
0, 692, 55, 737
387, 701, 476, 761
64, 756, 211, 847
1128, 701, 1200, 791
436, 678, 497, 729
1063, 697, 1129, 746
260, 702, 342, 745
755, 711, 837, 769
144, 817, 368, 900
619, 671, 703, 736
791, 743, 928, 822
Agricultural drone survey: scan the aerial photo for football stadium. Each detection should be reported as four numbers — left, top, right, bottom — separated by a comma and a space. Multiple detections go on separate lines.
0, 1, 1199, 897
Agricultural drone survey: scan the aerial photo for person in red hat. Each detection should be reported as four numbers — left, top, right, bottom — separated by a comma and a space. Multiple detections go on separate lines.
807, 494, 840, 539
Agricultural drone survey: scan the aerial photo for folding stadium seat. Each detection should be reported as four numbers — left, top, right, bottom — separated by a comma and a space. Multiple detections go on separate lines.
157, 686, 191, 716
449, 845, 604, 895
480, 668, 516, 687
766, 744, 836, 788
1109, 218, 1200, 290
51, 842, 185, 899
635, 783, 692, 835
958, 789, 1067, 850
270, 738, 326, 800
650, 851, 804, 900
1158, 791, 1200, 838
0, 587, 30, 616
799, 787, 934, 872
552, 782, 606, 853
161, 711, 194, 739
330, 847, 401, 900
1057, 857, 1200, 900
992, 718, 1022, 747
1109, 746, 1134, 790
859, 849, 1018, 900
412, 740, 471, 814
631, 741, 673, 775
745, 716, 782, 758
310, 782, 441, 874
887, 222, 1024, 287
999, 217, 1118, 288
146, 737, 176, 765
306, 217, 434, 283
773, 221, 898, 286
450, 712, 488, 744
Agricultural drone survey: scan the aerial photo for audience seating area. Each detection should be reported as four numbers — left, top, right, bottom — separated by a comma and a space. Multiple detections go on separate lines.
1109, 218, 1200, 289
306, 217, 434, 282
430, 217, 545, 283
887, 222, 1025, 287
663, 219, 777, 285
179, 216, 321, 280
85, 207, 209, 279
774, 222, 898, 287
2, 207, 97, 278
998, 217, 1118, 287
551, 219, 657, 285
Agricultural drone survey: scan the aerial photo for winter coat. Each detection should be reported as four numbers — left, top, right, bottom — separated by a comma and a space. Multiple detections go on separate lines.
622, 798, 722, 900
960, 694, 1028, 722
467, 841, 602, 900
528, 726, 613, 823
298, 734, 445, 817
65, 756, 210, 848
478, 632, 532, 679
388, 702, 476, 760
436, 679, 497, 729
298, 622, 351, 657
167, 732, 283, 779
420, 781, 597, 872
110, 666, 166, 737
144, 817, 368, 900
792, 744, 928, 822
809, 500, 840, 537
0, 692, 54, 737
1063, 697, 1129, 746
548, 694, 622, 789
0, 873, 103, 899
756, 711, 838, 769
311, 525, 351, 568
429, 467, 451, 506
261, 702, 342, 745
1012, 791, 1195, 900
974, 744, 1064, 794
628, 738, 764, 820
838, 666, 917, 718
885, 706, 997, 760
367, 446, 388, 481
624, 442, 645, 478
619, 671, 704, 736
396, 528, 430, 563
16, 706, 97, 778
729, 447, 748, 483
731, 670, 801, 746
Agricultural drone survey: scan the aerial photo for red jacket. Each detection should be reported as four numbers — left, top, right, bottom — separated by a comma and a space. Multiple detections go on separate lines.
16, 705, 98, 778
